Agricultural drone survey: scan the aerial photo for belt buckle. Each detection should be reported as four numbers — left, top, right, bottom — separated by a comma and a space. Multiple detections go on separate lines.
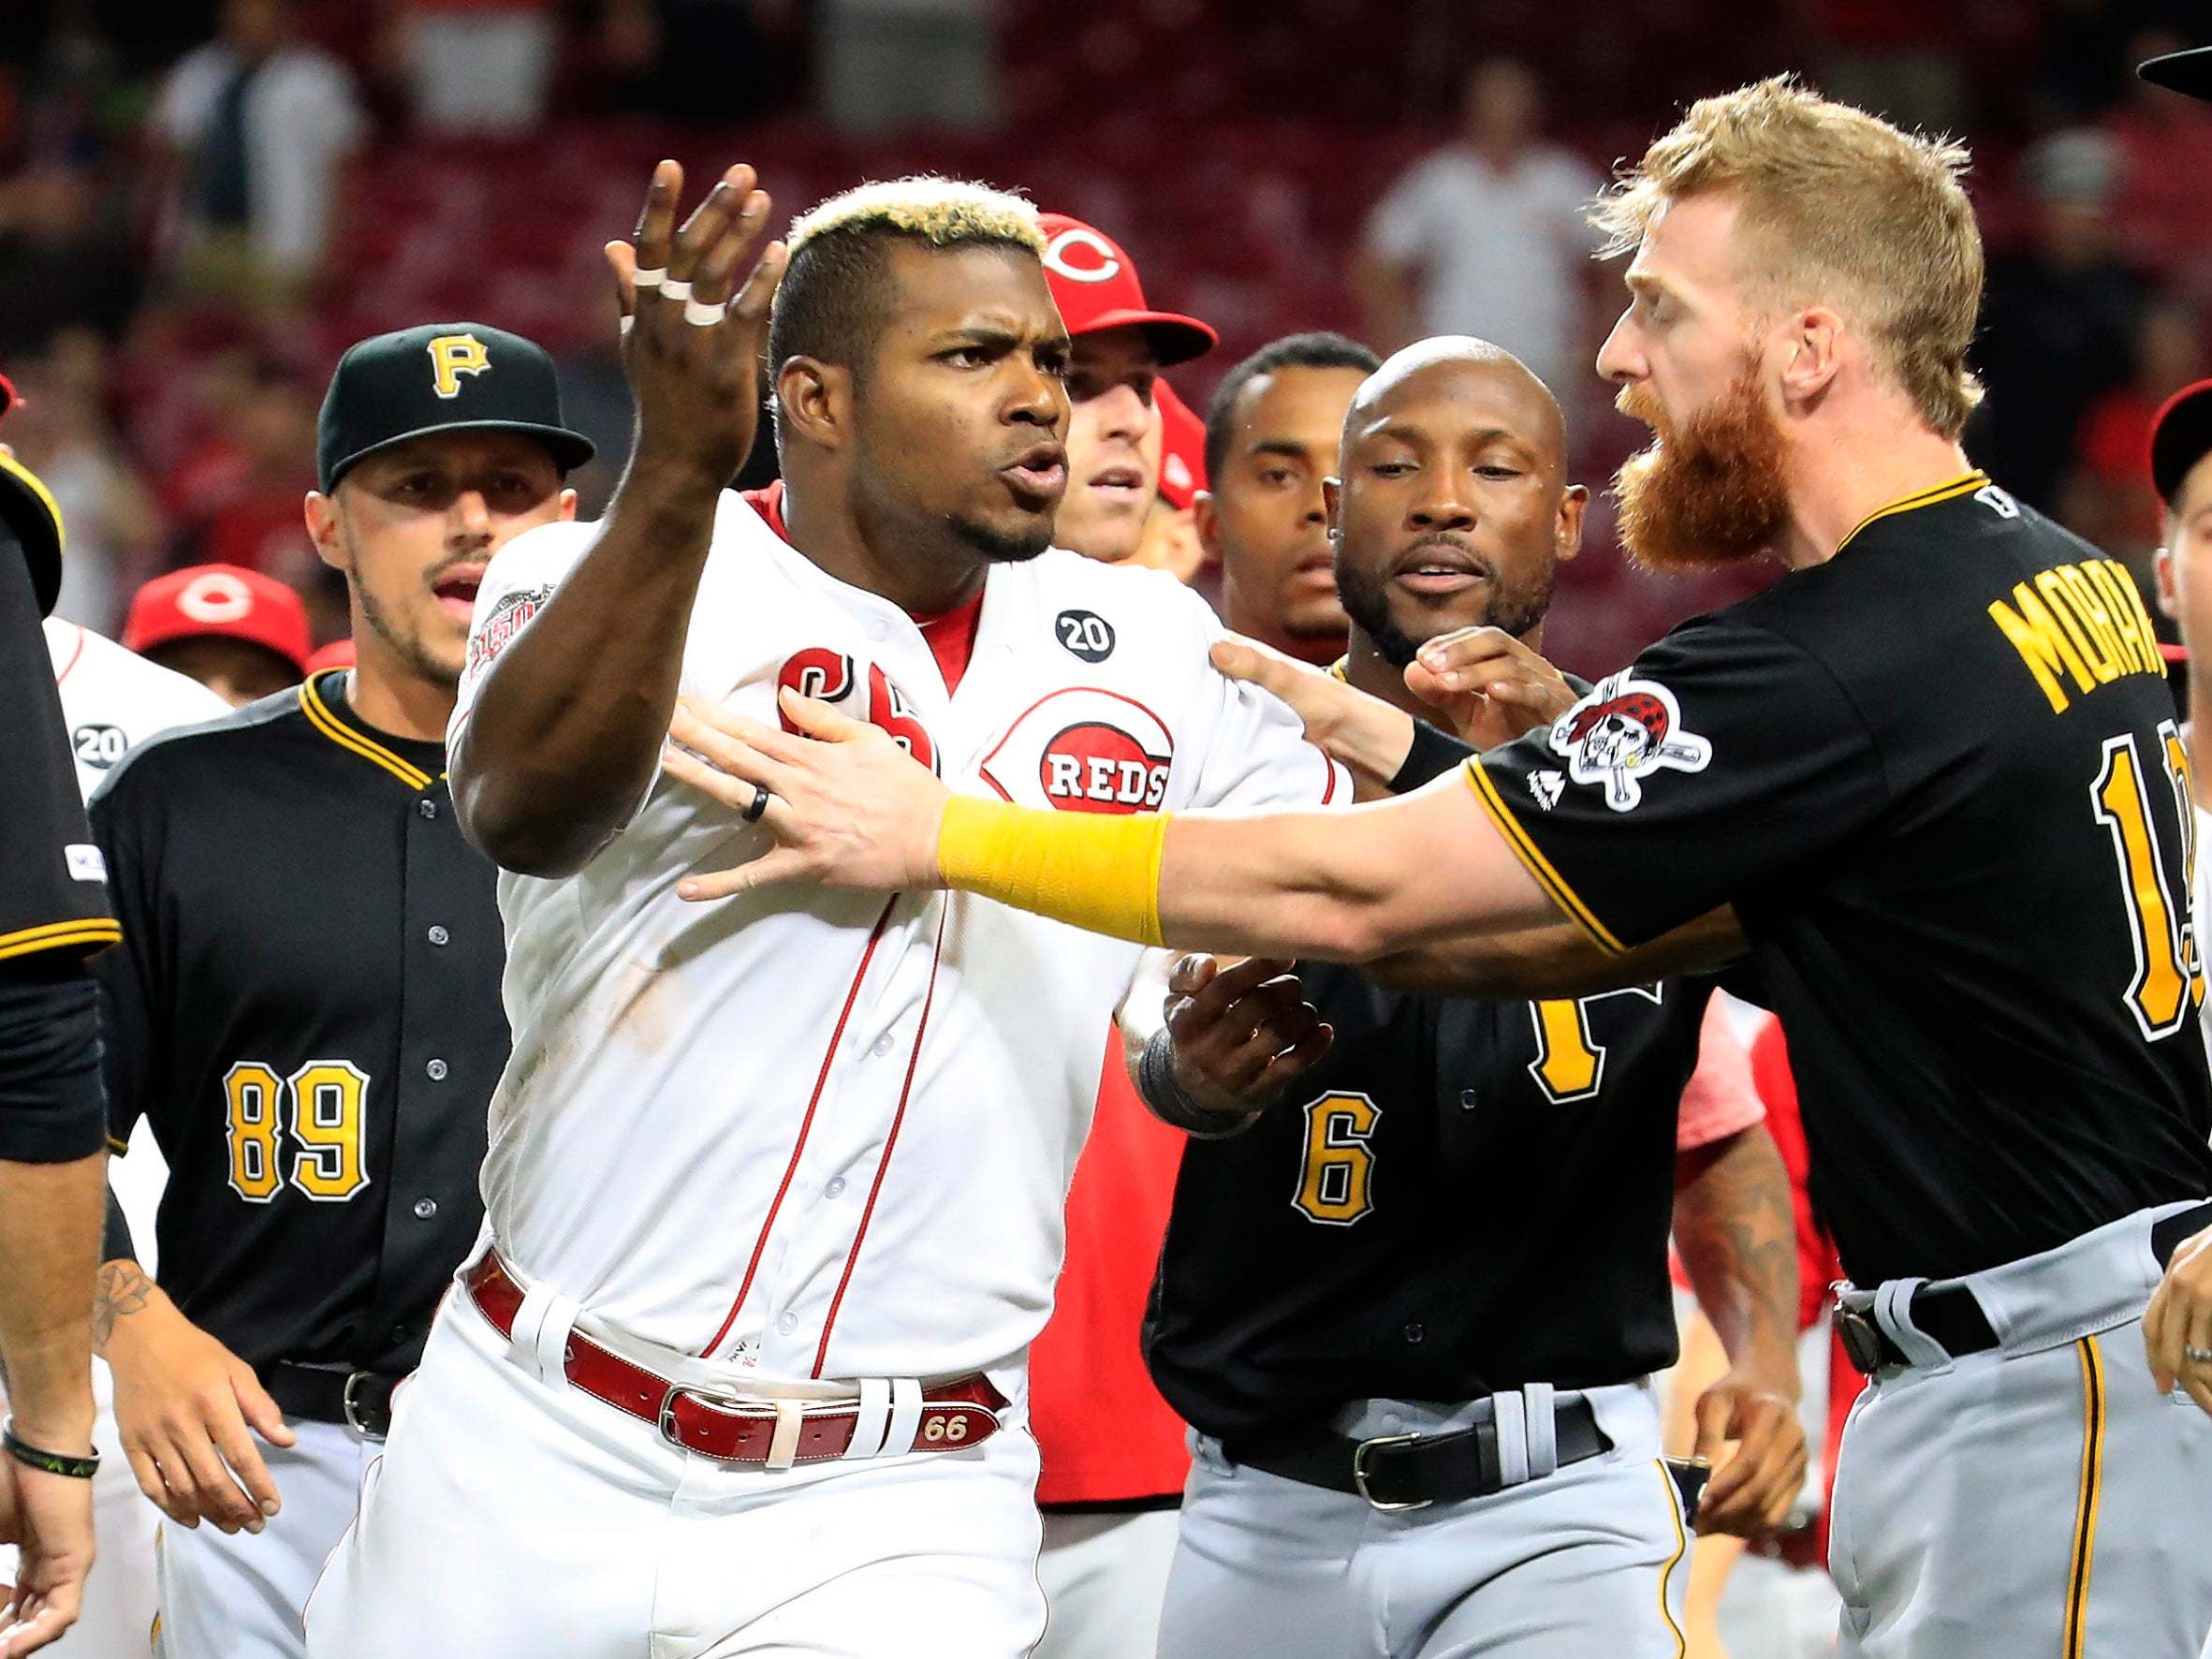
656, 1387, 784, 1461
341, 1372, 386, 1441
1351, 1431, 1429, 1513
1834, 1302, 1885, 1376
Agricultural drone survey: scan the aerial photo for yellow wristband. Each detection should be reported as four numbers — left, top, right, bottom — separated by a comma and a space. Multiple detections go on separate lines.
936, 796, 1169, 947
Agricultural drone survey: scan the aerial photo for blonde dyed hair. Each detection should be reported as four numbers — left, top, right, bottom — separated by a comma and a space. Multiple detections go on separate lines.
1592, 76, 1985, 438
786, 177, 1044, 259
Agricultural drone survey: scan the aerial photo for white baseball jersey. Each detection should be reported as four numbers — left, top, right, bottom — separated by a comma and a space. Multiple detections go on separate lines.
46, 619, 229, 800
46, 620, 223, 1257
452, 492, 1345, 1387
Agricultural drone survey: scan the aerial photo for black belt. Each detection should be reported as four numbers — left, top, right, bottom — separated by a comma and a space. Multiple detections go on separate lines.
1223, 1397, 1610, 1512
257, 1361, 400, 1440
1837, 1199, 2212, 1376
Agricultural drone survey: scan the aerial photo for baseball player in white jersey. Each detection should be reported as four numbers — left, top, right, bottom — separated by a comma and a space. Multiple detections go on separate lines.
303, 167, 1342, 1658
6, 624, 221, 1657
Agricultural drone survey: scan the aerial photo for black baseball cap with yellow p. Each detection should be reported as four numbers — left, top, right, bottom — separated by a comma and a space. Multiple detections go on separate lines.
316, 322, 596, 492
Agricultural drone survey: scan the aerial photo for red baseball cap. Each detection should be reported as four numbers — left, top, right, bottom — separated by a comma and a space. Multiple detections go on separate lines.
304, 638, 357, 675
124, 564, 312, 673
1155, 381, 1208, 510
2151, 378, 2212, 509
1037, 213, 1216, 366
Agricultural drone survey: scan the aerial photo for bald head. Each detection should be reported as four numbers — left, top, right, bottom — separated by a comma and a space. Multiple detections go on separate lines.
1343, 337, 1567, 478
1328, 334, 1586, 678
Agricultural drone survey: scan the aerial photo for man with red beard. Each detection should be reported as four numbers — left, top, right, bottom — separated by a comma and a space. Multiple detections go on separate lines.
667, 77, 2212, 1659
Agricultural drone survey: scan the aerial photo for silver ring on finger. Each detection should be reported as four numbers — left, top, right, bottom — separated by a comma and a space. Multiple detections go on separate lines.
2187, 1343, 2212, 1365
632, 266, 667, 291
684, 297, 729, 327
741, 782, 773, 825
660, 277, 695, 302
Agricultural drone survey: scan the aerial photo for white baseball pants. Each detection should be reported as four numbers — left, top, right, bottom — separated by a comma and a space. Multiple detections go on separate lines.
1034, 1507, 1179, 1659
151, 1416, 375, 1658
1830, 1200, 2212, 1658
1158, 1383, 1692, 1659
303, 1284, 1047, 1658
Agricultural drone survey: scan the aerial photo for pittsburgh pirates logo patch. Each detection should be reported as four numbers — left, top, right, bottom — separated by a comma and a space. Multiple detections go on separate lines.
1547, 670, 1710, 812
427, 332, 491, 400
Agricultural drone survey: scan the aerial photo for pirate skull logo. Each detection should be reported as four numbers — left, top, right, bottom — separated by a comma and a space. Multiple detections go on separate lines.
1547, 672, 1710, 811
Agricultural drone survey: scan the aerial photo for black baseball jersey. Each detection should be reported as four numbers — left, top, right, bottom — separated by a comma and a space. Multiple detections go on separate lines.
1472, 471, 2212, 1285
94, 669, 507, 1372
1145, 968, 1713, 1446
0, 538, 116, 972
0, 537, 113, 1161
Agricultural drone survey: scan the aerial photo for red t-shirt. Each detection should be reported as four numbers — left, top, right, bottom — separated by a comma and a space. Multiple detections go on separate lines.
1027, 1031, 1192, 1505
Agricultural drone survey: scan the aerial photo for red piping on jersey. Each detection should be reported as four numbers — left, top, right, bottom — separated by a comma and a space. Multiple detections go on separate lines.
699, 894, 901, 1358
1320, 756, 1340, 805
812, 902, 950, 1378
51, 623, 85, 684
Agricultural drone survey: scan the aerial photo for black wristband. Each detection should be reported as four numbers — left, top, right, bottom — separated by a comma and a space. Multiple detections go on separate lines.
1135, 1027, 1263, 1140
3, 1417, 99, 1479
1387, 718, 1477, 794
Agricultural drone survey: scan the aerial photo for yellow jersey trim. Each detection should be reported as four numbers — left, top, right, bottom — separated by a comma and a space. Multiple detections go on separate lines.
0, 450, 65, 554
299, 671, 435, 790
106, 1135, 128, 1155
2063, 1334, 2106, 1659
1651, 1461, 1689, 1657
1327, 657, 1349, 683
0, 918, 122, 963
1836, 469, 1991, 555
1461, 760, 1627, 956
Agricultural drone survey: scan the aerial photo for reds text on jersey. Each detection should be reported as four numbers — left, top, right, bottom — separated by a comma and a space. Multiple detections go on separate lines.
452, 493, 1344, 1387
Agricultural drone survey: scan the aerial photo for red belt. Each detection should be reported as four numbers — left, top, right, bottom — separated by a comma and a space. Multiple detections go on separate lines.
462, 1254, 1005, 1464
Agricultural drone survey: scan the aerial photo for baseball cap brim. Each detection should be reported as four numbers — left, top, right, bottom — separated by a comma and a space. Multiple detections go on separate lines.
322, 418, 596, 492
0, 448, 66, 618
2150, 379, 2212, 507
2140, 47, 2212, 100
1072, 308, 1219, 368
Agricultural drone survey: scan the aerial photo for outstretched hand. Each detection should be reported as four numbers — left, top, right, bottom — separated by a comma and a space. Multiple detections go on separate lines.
660, 689, 950, 898
1403, 626, 1579, 750
606, 159, 787, 491
1208, 636, 1414, 795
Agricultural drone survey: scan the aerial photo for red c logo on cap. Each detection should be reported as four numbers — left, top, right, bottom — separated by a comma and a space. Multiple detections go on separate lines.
177, 572, 256, 624
1043, 228, 1122, 285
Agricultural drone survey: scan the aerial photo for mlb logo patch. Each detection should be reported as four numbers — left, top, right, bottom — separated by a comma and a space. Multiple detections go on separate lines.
66, 844, 108, 884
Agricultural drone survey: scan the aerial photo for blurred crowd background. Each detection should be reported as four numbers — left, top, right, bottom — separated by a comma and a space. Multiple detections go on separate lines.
3, 0, 2208, 678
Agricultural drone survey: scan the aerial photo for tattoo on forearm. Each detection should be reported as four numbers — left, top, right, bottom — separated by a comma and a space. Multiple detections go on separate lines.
93, 1261, 154, 1350
1677, 1128, 1799, 1356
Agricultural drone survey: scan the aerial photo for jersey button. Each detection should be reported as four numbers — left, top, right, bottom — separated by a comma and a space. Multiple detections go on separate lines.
425, 1058, 449, 1081
427, 926, 449, 947
413, 1197, 438, 1220
870, 1034, 894, 1058
825, 1177, 846, 1199
417, 800, 438, 821
1403, 1322, 1425, 1345
1458, 1090, 1477, 1110
774, 1313, 798, 1335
